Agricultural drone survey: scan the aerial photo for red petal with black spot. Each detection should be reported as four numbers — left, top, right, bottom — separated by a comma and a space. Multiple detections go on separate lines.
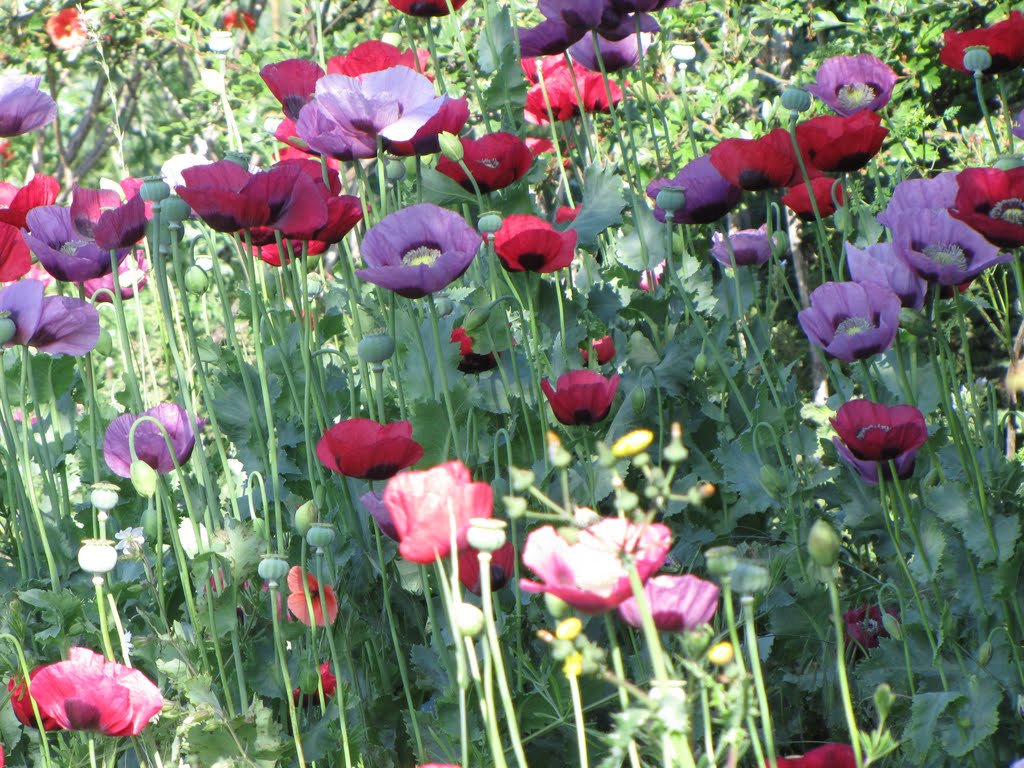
436, 132, 533, 194
795, 111, 888, 173
493, 214, 577, 272
940, 11, 1024, 74
541, 370, 619, 425
709, 129, 803, 191
951, 166, 1024, 248
316, 418, 424, 480
829, 399, 927, 462
782, 177, 844, 218
388, 0, 468, 16
459, 540, 516, 595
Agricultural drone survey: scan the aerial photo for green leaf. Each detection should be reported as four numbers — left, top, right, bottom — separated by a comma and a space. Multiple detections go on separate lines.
939, 676, 1001, 758
569, 164, 626, 246
614, 195, 665, 271
904, 691, 962, 762
419, 167, 479, 206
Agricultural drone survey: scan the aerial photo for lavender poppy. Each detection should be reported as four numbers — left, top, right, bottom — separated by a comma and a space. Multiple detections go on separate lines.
568, 32, 650, 73
1013, 109, 1024, 140
876, 172, 958, 230
0, 279, 44, 347
646, 155, 742, 225
831, 399, 927, 484
519, 0, 659, 57
617, 574, 720, 633
355, 204, 480, 298
806, 54, 898, 116
70, 185, 148, 251
797, 281, 900, 362
103, 403, 201, 478
23, 206, 129, 282
710, 224, 771, 267
890, 209, 1010, 286
845, 242, 926, 310
28, 296, 100, 355
296, 67, 469, 160
0, 75, 58, 137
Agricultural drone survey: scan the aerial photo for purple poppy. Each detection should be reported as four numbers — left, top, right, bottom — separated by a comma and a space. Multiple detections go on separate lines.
831, 399, 927, 484
617, 574, 720, 633
103, 403, 201, 478
890, 209, 1010, 286
83, 251, 149, 303
360, 491, 398, 540
295, 67, 469, 160
710, 224, 771, 267
845, 242, 926, 310
0, 279, 99, 356
355, 204, 479, 299
797, 281, 900, 362
69, 185, 148, 251
23, 206, 128, 282
568, 32, 650, 73
1012, 109, 1024, 140
519, 0, 660, 57
0, 75, 58, 137
646, 155, 742, 225
876, 171, 958, 230
0, 279, 45, 347
806, 54, 898, 116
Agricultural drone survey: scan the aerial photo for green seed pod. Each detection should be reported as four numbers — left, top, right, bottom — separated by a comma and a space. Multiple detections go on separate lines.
161, 196, 192, 224
478, 213, 503, 234
963, 46, 992, 74
90, 482, 120, 512
434, 297, 455, 317
139, 176, 171, 202
693, 351, 708, 376
141, 503, 160, 540
130, 460, 158, 498
385, 159, 407, 182
258, 555, 290, 584
358, 333, 396, 363
780, 87, 812, 113
0, 315, 15, 345
730, 561, 770, 594
306, 523, 336, 549
770, 230, 790, 257
293, 500, 318, 536
184, 265, 209, 296
466, 518, 507, 553
655, 187, 686, 214
95, 328, 113, 357
78, 539, 118, 575
704, 546, 738, 578
807, 519, 840, 568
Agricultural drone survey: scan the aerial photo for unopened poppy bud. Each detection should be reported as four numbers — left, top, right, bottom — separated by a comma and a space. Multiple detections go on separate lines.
381, 32, 403, 47
680, 624, 714, 657
770, 230, 789, 257
0, 314, 15, 345
258, 555, 290, 585
184, 265, 209, 296
503, 495, 528, 519
306, 274, 323, 298
704, 545, 738, 578
478, 212, 503, 234
357, 333, 396, 363
963, 46, 992, 74
780, 86, 812, 113
299, 665, 320, 694
544, 593, 571, 619
385, 159, 407, 181
663, 423, 688, 464
130, 460, 158, 497
547, 432, 572, 468
306, 523, 335, 550
731, 561, 770, 594
434, 296, 454, 317
456, 602, 485, 637
293, 500, 318, 536
693, 351, 707, 376
630, 386, 646, 414
978, 640, 993, 668
708, 641, 734, 665
881, 612, 902, 640
438, 132, 464, 163
655, 187, 686, 214
78, 539, 118, 575
161, 195, 192, 223
873, 683, 894, 721
95, 328, 113, 357
510, 466, 534, 492
463, 305, 491, 332
140, 176, 171, 202
466, 518, 507, 552
90, 482, 120, 512
807, 519, 840, 567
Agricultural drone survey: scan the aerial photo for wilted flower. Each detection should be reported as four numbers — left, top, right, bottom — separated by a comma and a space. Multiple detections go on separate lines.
0, 75, 57, 137
831, 399, 928, 484
287, 567, 339, 626
493, 214, 577, 272
317, 418, 424, 480
797, 281, 900, 362
451, 327, 498, 374
436, 132, 533, 194
222, 9, 257, 32
845, 242, 925, 310
580, 335, 615, 365
103, 403, 201, 478
806, 54, 897, 115
541, 370, 619, 425
647, 154, 742, 225
617, 574, 720, 632
950, 167, 1024, 248
890, 209, 1010, 286
939, 11, 1024, 74
710, 224, 771, 267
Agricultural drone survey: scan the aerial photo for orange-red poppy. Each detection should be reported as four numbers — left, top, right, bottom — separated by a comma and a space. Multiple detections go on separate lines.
46, 8, 88, 52
286, 566, 338, 627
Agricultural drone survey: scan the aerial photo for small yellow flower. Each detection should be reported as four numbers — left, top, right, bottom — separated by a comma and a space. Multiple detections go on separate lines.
563, 651, 583, 678
611, 429, 655, 458
708, 641, 734, 666
555, 617, 583, 641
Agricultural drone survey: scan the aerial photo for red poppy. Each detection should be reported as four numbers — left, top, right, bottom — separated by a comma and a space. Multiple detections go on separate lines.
541, 370, 619, 425
527, 137, 555, 156
523, 56, 622, 125
782, 177, 844, 218
254, 238, 330, 268
940, 11, 1024, 74
951, 166, 1024, 248
270, 159, 363, 245
0, 175, 59, 228
766, 744, 856, 768
580, 335, 615, 365
831, 399, 928, 484
223, 9, 257, 32
292, 662, 337, 705
0, 223, 30, 282
260, 59, 325, 120
458, 540, 516, 595
328, 41, 430, 78
493, 214, 577, 272
387, 0, 468, 16
843, 604, 899, 651
46, 8, 88, 52
8, 666, 60, 730
317, 418, 424, 480
287, 567, 339, 626
383, 460, 493, 564
555, 204, 581, 223
451, 327, 498, 374
436, 132, 534, 194
28, 647, 163, 736
709, 129, 804, 191
0, 140, 14, 165
795, 111, 887, 173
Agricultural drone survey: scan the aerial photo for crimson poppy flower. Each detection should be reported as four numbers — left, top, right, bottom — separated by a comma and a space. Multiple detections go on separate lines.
782, 177, 843, 218
458, 540, 516, 595
451, 327, 498, 374
520, 517, 672, 613
261, 59, 325, 120
0, 223, 29, 281
940, 11, 1024, 74
950, 167, 1024, 248
270, 159, 363, 245
388, 0, 468, 15
767, 744, 856, 768
493, 214, 577, 272
798, 281, 900, 363
710, 224, 771, 267
555, 204, 581, 223
292, 662, 337, 705
806, 54, 897, 116
0, 174, 59, 228
831, 399, 928, 484
8, 666, 60, 730
795, 111, 888, 173
541, 369, 619, 425
0, 76, 57, 138
890, 209, 1010, 286
580, 335, 615, 365
647, 154, 742, 225
28, 647, 163, 737
46, 8, 89, 51
70, 184, 149, 251
103, 403, 200, 478
845, 242, 925, 310
223, 9, 257, 31
328, 40, 429, 78
709, 129, 803, 191
317, 418, 424, 480
383, 460, 493, 564
617, 574, 720, 632
287, 567, 339, 626
843, 604, 899, 651
436, 132, 534, 194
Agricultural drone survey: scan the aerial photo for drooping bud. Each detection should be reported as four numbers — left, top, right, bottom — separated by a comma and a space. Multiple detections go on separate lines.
130, 460, 158, 497
184, 265, 209, 296
293, 500, 318, 536
438, 132, 464, 163
807, 519, 840, 568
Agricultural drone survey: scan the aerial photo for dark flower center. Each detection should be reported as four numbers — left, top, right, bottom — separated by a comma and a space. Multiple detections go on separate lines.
737, 169, 771, 190
365, 463, 400, 481
573, 408, 596, 424
836, 82, 880, 111
65, 698, 103, 731
518, 252, 546, 271
834, 316, 874, 336
403, 243, 443, 266
856, 423, 891, 440
921, 242, 968, 269
991, 198, 1024, 225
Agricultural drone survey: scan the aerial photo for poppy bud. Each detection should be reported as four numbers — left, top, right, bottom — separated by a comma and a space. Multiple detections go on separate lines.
258, 555, 290, 585
130, 459, 158, 497
693, 351, 708, 376
466, 517, 507, 552
306, 523, 335, 550
463, 305, 490, 332
807, 519, 840, 567
161, 196, 192, 223
184, 265, 209, 296
293, 500, 317, 536
770, 230, 789, 257
962, 46, 992, 74
299, 665, 320, 695
140, 176, 171, 202
95, 328, 113, 357
385, 159, 407, 181
357, 333, 396, 363
663, 422, 688, 464
90, 482, 120, 512
611, 429, 654, 459
141, 503, 160, 540
0, 314, 15, 345
873, 683, 894, 721
78, 539, 118, 575
631, 386, 646, 414
781, 86, 812, 113
478, 212, 503, 234
381, 32, 403, 47
655, 187, 686, 214
456, 602, 485, 637
438, 132, 464, 163
881, 611, 902, 640
759, 464, 787, 498
978, 640, 993, 668
544, 592, 572, 619
704, 545, 738, 578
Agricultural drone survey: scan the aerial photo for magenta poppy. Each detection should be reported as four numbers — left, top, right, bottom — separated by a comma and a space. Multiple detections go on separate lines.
103, 403, 200, 478
541, 369, 619, 425
520, 517, 672, 613
950, 167, 1024, 248
23, 205, 130, 282
493, 214, 577, 272
647, 154, 742, 225
436, 132, 534, 194
260, 59, 325, 120
69, 184, 149, 251
806, 54, 898, 116
580, 335, 615, 365
388, 0, 468, 16
710, 224, 771, 267
709, 129, 804, 191
831, 399, 928, 484
0, 279, 99, 356
843, 604, 899, 651
361, 490, 398, 540
458, 540, 516, 595
939, 11, 1024, 74
316, 418, 424, 480
617, 574, 720, 632
766, 744, 856, 768
568, 32, 650, 73
795, 111, 888, 173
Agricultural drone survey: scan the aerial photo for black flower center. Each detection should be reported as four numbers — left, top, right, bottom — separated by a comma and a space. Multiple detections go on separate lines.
65, 698, 103, 731
518, 252, 546, 271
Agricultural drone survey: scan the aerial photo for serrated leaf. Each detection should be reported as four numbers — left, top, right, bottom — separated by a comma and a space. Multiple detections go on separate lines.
939, 676, 1000, 757
568, 164, 626, 246
904, 691, 961, 762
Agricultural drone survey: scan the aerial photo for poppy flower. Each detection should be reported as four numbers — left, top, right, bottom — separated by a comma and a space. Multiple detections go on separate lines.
222, 9, 257, 32
519, 0, 659, 57
458, 540, 516, 595
797, 281, 900, 362
355, 204, 480, 299
103, 403, 201, 478
639, 260, 665, 291
541, 370, 619, 425
568, 32, 651, 73
845, 242, 925, 310
795, 111, 888, 173
767, 744, 856, 768
939, 11, 1024, 74
287, 567, 339, 626
523, 56, 623, 125
831, 399, 928, 484
617, 574, 720, 632
47, 8, 89, 51
361, 490, 398, 540
950, 167, 1024, 248
436, 132, 534, 194
270, 159, 363, 245
876, 171, 959, 230
890, 209, 1010, 286
69, 184, 149, 251
8, 667, 61, 730
493, 214, 577, 272
0, 75, 57, 137
451, 327, 498, 374
261, 59, 325, 120
710, 224, 771, 268
520, 517, 672, 613
317, 418, 424, 480
292, 662, 337, 705
383, 460, 493, 564
709, 129, 803, 191
0, 279, 99, 356
782, 177, 843, 218
388, 0, 468, 16
1013, 109, 1024, 140
24, 206, 129, 282
843, 604, 899, 651
806, 54, 897, 116
0, 174, 60, 228
580, 335, 615, 365
82, 251, 149, 302
328, 40, 430, 78
555, 204, 581, 223
28, 647, 163, 737
647, 154, 742, 225
0, 223, 29, 281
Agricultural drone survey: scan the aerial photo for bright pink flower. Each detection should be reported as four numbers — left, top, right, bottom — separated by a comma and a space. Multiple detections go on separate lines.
617, 574, 719, 632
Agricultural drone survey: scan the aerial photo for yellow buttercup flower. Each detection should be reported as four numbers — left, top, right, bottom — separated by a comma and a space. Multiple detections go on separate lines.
563, 651, 583, 678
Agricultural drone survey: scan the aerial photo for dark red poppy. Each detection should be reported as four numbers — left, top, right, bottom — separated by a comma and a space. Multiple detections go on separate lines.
766, 744, 856, 768
0, 222, 30, 281
458, 540, 516, 595
260, 59, 325, 120
782, 177, 844, 218
526, 137, 555, 156
327, 41, 430, 78
317, 418, 424, 480
831, 399, 928, 484
795, 111, 887, 173
0, 175, 59, 228
8, 666, 60, 730
292, 662, 337, 705
388, 0, 468, 16
451, 327, 498, 374
270, 159, 363, 245
951, 167, 1024, 248
555, 204, 581, 223
436, 132, 534, 194
843, 604, 899, 652
940, 11, 1024, 74
709, 129, 803, 191
541, 370, 619, 425
223, 9, 257, 31
493, 214, 577, 272
580, 335, 615, 365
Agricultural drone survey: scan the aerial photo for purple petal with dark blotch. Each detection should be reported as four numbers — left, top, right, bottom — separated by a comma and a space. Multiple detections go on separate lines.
27, 295, 99, 355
